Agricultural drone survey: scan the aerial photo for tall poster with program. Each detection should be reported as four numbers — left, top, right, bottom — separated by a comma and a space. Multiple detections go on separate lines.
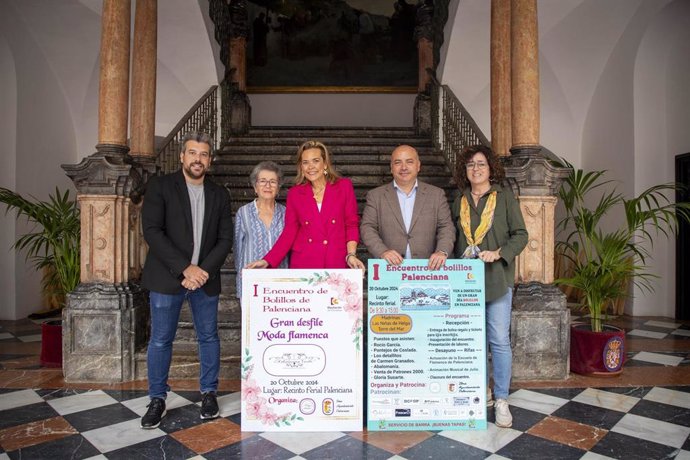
241, 269, 363, 432
367, 259, 487, 431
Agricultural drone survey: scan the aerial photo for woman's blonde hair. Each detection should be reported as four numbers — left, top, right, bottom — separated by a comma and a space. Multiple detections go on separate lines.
294, 140, 341, 185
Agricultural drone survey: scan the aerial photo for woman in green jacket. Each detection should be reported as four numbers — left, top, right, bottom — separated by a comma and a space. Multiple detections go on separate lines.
452, 145, 528, 429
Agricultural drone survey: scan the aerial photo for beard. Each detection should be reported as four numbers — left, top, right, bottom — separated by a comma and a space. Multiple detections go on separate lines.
183, 162, 207, 180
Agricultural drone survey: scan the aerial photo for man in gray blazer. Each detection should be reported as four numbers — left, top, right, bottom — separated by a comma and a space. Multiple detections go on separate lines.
361, 145, 455, 270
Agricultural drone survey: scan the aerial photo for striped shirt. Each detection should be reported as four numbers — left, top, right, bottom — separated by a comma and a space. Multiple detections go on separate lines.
233, 200, 288, 298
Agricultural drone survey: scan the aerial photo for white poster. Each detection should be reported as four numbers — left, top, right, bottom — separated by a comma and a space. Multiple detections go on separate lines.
367, 259, 487, 431
241, 269, 363, 431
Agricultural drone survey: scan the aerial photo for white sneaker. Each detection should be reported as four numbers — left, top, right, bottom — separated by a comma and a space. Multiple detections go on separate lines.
487, 388, 494, 407
494, 399, 513, 428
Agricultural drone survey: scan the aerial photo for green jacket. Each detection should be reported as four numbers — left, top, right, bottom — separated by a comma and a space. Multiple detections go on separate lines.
452, 184, 528, 302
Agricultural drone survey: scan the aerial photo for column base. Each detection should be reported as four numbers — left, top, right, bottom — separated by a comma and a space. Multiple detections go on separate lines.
509, 144, 541, 157
62, 282, 147, 383
95, 143, 130, 157
511, 281, 570, 380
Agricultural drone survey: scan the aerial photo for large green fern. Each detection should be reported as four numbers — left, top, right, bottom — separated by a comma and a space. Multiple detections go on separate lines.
555, 161, 690, 332
0, 187, 80, 307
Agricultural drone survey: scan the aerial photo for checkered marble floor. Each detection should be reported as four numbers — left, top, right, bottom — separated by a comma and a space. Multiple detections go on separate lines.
1, 315, 689, 459
0, 386, 689, 459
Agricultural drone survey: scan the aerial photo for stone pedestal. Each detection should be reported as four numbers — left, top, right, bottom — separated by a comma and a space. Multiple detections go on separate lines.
511, 282, 569, 380
516, 195, 556, 284
62, 150, 148, 383
62, 283, 147, 382
503, 148, 570, 283
414, 93, 431, 136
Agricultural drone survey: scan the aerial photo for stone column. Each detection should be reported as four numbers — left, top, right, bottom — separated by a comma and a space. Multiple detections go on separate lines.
61, 0, 147, 383
130, 0, 157, 160
128, 0, 157, 280
418, 38, 433, 93
230, 37, 246, 92
491, 0, 511, 156
413, 1, 435, 136
98, 0, 131, 150
510, 0, 539, 152
225, 0, 250, 136
502, 0, 572, 380
507, 0, 559, 284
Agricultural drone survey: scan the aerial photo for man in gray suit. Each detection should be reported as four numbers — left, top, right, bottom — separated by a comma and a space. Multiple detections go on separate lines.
361, 144, 455, 269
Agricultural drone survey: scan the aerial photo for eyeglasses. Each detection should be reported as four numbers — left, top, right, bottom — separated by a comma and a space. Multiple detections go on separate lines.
257, 179, 279, 187
466, 162, 488, 170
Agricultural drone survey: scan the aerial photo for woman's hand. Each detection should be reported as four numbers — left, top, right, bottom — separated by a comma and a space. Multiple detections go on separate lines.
245, 259, 269, 269
347, 254, 366, 272
478, 249, 501, 263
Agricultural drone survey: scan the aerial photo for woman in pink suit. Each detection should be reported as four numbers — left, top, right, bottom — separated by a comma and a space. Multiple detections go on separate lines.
246, 140, 365, 270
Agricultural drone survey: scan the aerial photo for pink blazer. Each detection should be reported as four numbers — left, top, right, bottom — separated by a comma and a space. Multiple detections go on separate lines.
264, 178, 360, 269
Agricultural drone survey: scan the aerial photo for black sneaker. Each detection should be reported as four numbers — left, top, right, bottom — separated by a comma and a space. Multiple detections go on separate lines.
200, 391, 220, 419
141, 397, 166, 429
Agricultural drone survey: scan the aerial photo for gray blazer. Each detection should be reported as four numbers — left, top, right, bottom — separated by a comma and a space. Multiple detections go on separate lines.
360, 181, 455, 259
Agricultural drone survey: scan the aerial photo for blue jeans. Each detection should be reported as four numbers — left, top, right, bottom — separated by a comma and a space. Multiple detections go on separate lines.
487, 288, 513, 400
147, 289, 220, 399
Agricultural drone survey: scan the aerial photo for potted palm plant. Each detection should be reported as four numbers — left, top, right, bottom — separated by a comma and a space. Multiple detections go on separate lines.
0, 187, 80, 367
555, 161, 690, 375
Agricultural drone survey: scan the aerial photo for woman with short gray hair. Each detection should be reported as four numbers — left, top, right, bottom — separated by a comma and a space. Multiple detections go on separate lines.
233, 161, 287, 298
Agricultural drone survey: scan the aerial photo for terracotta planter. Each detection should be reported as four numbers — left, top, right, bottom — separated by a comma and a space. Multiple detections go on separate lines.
40, 320, 62, 368
570, 323, 625, 376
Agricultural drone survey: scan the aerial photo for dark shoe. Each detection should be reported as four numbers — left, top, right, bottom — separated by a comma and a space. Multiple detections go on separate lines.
141, 397, 166, 429
200, 391, 220, 419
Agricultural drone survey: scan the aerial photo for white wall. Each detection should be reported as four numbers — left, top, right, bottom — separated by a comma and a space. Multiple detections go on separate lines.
0, 1, 78, 320
156, 0, 221, 134
437, 0, 491, 138
438, 0, 648, 168
0, 37, 18, 319
632, 0, 690, 317
541, 0, 643, 168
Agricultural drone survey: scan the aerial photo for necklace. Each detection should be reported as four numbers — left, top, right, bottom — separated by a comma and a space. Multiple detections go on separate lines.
471, 189, 488, 197
312, 186, 325, 199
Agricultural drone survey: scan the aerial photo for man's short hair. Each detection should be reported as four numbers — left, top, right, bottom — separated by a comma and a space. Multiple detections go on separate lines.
181, 131, 214, 156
